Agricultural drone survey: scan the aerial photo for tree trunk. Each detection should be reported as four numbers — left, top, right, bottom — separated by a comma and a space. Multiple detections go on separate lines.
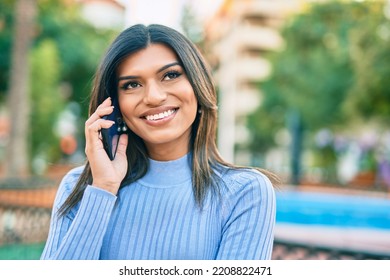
5, 0, 37, 177
289, 110, 303, 186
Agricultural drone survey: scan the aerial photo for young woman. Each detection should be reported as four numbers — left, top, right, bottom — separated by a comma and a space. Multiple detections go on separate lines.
41, 24, 277, 260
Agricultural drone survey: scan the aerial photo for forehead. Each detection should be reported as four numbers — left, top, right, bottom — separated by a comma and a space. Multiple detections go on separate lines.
118, 43, 179, 73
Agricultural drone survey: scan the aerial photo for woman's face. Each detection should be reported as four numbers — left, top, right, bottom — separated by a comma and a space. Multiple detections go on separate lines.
116, 43, 198, 160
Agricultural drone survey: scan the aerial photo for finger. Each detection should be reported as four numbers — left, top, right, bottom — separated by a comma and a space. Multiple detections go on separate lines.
86, 119, 115, 135
85, 119, 115, 144
115, 133, 128, 157
86, 105, 115, 126
98, 97, 112, 108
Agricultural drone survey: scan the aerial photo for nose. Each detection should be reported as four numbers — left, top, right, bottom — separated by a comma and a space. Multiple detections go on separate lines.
143, 81, 167, 106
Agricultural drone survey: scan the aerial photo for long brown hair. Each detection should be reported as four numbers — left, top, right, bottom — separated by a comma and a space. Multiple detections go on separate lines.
59, 24, 279, 216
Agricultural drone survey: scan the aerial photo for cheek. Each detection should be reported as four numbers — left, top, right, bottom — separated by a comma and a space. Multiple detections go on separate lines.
181, 84, 198, 110
185, 95, 198, 122
118, 96, 137, 121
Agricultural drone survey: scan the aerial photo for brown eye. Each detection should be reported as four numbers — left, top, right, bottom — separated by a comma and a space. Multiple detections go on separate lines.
163, 71, 181, 81
121, 81, 140, 90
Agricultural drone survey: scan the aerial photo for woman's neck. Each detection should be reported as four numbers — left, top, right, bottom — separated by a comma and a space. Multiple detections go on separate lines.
138, 152, 192, 187
145, 143, 190, 161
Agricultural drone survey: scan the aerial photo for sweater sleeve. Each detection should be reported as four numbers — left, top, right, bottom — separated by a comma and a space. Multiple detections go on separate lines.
215, 170, 276, 260
40, 167, 117, 260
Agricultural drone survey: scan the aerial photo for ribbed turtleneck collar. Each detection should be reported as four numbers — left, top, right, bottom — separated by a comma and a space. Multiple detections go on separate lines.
138, 153, 192, 188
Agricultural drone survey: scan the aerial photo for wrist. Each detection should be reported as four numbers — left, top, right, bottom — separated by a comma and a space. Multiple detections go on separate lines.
92, 180, 120, 195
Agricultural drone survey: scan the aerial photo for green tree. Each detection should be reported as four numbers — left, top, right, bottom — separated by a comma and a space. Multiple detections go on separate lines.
345, 2, 390, 123
248, 0, 389, 184
0, 0, 14, 102
30, 39, 64, 173
35, 0, 117, 116
0, 0, 118, 176
5, 0, 37, 177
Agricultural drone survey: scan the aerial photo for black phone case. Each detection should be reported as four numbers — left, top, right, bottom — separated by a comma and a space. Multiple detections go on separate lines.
101, 98, 123, 160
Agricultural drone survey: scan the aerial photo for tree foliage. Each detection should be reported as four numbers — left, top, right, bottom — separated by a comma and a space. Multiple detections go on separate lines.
34, 0, 118, 115
0, 0, 119, 173
345, 2, 390, 122
30, 39, 63, 169
248, 0, 390, 154
0, 0, 14, 102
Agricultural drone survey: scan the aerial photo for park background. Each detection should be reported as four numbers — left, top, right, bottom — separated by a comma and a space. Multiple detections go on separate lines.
0, 0, 390, 260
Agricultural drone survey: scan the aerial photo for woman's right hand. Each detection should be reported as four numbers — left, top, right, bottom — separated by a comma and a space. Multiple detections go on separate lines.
84, 97, 128, 195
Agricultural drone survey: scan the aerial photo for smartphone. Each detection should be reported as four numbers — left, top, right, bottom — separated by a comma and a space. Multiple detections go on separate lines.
101, 97, 125, 160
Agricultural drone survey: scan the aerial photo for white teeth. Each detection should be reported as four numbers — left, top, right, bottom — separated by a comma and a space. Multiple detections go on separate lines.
145, 109, 175, 121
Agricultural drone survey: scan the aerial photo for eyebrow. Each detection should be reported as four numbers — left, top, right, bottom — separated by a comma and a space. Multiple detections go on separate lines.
118, 61, 182, 81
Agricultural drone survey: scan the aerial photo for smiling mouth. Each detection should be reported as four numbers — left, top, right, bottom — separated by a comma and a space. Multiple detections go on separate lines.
143, 108, 178, 121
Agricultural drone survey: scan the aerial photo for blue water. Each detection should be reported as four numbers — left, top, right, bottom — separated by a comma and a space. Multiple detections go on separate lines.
275, 190, 390, 230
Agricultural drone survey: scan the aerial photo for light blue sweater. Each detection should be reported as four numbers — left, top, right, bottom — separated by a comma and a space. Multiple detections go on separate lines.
41, 153, 276, 260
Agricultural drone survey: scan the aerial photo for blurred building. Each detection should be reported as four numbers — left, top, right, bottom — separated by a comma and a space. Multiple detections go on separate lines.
78, 0, 126, 29
123, 0, 184, 30
204, 0, 306, 165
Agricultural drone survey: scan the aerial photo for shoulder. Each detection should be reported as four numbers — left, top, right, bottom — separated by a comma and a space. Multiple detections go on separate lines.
212, 165, 276, 222
54, 165, 85, 204
215, 165, 274, 197
59, 165, 85, 190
